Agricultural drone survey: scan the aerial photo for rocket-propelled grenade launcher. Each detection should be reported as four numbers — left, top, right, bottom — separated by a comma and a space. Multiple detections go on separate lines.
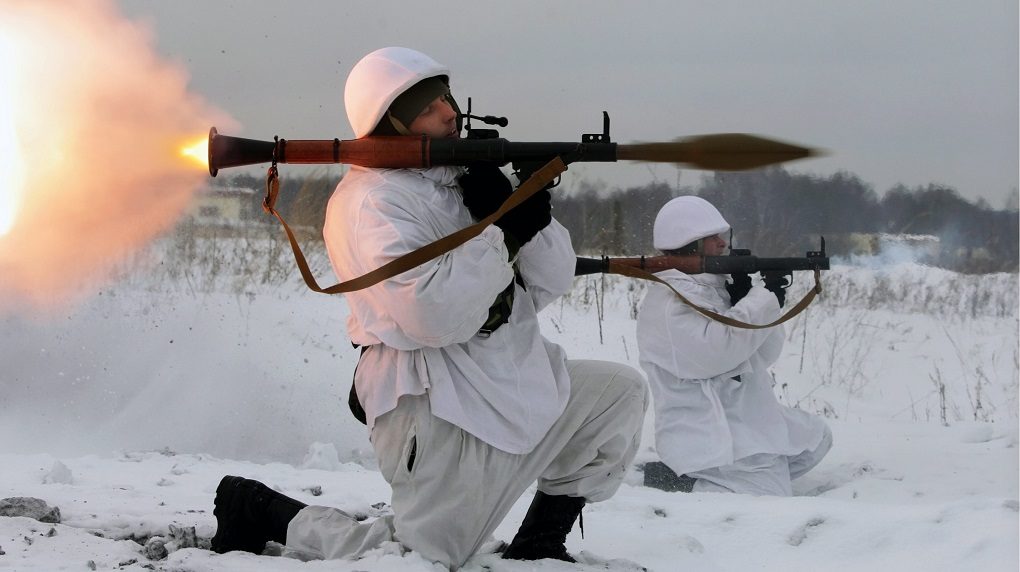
575, 238, 830, 277
207, 111, 820, 180
204, 107, 826, 318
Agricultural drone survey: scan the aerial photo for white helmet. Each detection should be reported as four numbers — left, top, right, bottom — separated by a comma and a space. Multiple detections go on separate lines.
344, 47, 450, 138
653, 196, 730, 250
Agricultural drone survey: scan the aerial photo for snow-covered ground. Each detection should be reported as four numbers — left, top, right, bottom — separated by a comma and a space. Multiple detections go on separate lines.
1, 237, 1017, 571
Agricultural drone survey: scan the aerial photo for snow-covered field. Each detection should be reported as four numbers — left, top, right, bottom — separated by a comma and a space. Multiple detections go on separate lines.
1, 236, 1017, 571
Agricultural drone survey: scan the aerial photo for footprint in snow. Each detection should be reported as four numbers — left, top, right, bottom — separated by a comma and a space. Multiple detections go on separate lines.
798, 461, 901, 497
787, 517, 825, 546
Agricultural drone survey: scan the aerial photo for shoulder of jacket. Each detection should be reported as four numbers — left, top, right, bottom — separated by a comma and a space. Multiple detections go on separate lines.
336, 168, 431, 204
654, 270, 701, 292
649, 271, 731, 313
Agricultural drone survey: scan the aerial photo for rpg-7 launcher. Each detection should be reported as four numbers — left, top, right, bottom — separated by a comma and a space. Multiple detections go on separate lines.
575, 238, 830, 278
204, 104, 822, 300
207, 104, 819, 181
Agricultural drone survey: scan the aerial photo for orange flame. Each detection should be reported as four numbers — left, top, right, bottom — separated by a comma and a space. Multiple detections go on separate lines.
180, 137, 209, 169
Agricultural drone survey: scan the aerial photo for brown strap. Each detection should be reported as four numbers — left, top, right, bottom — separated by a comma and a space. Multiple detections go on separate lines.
263, 157, 568, 295
608, 262, 822, 329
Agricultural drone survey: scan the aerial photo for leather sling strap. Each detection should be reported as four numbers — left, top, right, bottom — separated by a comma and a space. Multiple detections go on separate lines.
261, 155, 815, 329
607, 261, 822, 329
261, 157, 568, 295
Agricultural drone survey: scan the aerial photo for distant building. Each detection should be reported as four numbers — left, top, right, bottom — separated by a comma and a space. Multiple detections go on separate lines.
870, 233, 941, 259
185, 185, 260, 227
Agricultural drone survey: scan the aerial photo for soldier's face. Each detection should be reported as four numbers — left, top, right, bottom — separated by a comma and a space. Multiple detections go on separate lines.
702, 233, 728, 256
408, 95, 459, 139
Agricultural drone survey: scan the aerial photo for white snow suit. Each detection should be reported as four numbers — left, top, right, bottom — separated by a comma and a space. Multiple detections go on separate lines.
284, 159, 646, 570
637, 270, 831, 495
283, 47, 646, 568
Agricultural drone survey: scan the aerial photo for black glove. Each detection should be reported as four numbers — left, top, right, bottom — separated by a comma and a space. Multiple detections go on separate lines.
458, 164, 513, 221
762, 271, 791, 308
458, 164, 552, 247
725, 273, 752, 306
494, 188, 552, 246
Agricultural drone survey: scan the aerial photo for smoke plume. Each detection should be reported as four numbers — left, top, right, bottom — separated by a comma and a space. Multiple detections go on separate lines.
0, 0, 235, 312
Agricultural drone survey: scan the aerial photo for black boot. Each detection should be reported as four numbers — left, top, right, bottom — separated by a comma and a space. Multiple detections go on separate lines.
210, 475, 307, 554
642, 461, 697, 492
502, 491, 585, 562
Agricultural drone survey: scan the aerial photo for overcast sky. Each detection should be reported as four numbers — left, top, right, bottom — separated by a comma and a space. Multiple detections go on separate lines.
118, 0, 1018, 206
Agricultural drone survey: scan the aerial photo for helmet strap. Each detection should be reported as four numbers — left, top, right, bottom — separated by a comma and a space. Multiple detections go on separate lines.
385, 111, 413, 135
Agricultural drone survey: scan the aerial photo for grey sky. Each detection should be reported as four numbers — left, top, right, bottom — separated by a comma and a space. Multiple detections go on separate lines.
119, 0, 1018, 206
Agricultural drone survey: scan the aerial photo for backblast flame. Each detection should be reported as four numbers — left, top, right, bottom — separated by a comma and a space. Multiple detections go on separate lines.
0, 0, 235, 311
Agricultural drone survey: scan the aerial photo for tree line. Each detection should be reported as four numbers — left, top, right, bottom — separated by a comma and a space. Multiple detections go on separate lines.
555, 169, 1018, 273
211, 167, 1018, 273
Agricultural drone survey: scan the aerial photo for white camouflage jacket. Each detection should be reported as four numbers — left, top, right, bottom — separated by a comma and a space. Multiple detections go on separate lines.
323, 164, 575, 454
637, 270, 828, 474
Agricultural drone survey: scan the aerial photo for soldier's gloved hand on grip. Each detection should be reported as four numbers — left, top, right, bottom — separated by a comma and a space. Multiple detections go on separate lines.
458, 164, 514, 221
495, 188, 552, 247
762, 271, 791, 308
725, 273, 752, 306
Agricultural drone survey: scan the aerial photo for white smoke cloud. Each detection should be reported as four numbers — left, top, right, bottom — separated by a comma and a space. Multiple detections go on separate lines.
0, 0, 236, 311
834, 233, 940, 269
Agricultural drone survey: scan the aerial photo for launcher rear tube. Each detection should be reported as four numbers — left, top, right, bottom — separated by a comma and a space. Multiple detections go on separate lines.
276, 137, 620, 167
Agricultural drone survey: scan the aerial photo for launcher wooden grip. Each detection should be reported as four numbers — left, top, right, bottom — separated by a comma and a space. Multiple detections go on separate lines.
609, 255, 704, 274
277, 136, 430, 168
576, 256, 706, 276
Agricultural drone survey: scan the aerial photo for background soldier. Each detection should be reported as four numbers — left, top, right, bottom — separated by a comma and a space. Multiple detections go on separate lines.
638, 196, 831, 495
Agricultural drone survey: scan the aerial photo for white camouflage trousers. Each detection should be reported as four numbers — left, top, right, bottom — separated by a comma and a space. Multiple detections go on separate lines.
689, 424, 834, 496
284, 359, 648, 569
